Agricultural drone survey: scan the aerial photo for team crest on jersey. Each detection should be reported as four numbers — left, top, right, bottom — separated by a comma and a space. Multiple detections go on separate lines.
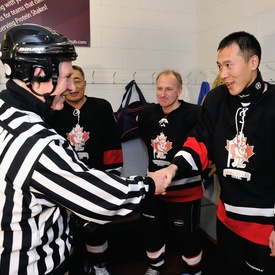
151, 132, 172, 159
67, 124, 90, 151
225, 133, 254, 168
224, 133, 254, 180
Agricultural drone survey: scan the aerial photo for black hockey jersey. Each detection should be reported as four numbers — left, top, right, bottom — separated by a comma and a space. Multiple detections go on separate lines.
138, 100, 203, 202
173, 77, 275, 245
46, 97, 123, 174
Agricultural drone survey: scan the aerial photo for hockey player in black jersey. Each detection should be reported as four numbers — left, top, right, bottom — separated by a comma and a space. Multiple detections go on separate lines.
154, 32, 275, 275
138, 70, 203, 275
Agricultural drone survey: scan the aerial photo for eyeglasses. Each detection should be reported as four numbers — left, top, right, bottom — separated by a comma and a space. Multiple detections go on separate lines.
73, 79, 84, 85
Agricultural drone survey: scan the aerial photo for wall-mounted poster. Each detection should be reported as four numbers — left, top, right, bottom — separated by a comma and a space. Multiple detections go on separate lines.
0, 0, 90, 47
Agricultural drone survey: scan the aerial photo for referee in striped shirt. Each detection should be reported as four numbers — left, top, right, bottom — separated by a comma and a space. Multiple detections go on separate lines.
0, 23, 168, 275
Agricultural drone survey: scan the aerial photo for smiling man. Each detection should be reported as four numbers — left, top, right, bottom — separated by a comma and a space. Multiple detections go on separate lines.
153, 32, 275, 275
46, 65, 124, 275
138, 70, 203, 275
0, 23, 168, 275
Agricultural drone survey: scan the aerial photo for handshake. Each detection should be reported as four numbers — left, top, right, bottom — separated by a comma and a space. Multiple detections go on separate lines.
147, 164, 178, 195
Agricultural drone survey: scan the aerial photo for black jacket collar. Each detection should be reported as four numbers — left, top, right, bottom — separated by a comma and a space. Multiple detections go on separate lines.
0, 80, 51, 118
237, 70, 264, 103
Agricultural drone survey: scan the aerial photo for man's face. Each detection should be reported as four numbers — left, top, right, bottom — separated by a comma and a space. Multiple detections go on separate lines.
217, 43, 258, 96
65, 69, 86, 104
156, 73, 182, 111
50, 61, 75, 110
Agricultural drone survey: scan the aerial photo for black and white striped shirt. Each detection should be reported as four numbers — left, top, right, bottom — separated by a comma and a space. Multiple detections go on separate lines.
0, 81, 153, 274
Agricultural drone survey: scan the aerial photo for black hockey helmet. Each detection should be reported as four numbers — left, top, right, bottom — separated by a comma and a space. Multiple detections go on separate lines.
0, 23, 77, 88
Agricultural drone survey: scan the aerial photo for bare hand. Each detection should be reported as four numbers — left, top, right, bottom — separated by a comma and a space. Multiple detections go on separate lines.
147, 164, 178, 195
269, 230, 275, 257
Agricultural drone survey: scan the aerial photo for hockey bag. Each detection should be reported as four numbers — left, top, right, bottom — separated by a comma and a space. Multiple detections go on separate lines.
114, 80, 154, 142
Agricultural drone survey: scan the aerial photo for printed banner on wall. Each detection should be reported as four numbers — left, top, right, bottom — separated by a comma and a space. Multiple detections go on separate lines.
0, 0, 90, 47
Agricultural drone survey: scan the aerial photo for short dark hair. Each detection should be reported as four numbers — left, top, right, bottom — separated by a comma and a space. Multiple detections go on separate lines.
217, 31, 261, 65
72, 65, 85, 79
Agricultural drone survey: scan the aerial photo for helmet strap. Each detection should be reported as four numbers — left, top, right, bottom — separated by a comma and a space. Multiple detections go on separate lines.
27, 73, 58, 104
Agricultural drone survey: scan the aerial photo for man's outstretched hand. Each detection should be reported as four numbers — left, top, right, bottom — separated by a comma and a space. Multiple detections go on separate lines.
147, 164, 178, 195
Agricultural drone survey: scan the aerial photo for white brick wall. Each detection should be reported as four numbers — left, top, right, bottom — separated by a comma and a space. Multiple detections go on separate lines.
75, 0, 199, 110
197, 0, 275, 84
